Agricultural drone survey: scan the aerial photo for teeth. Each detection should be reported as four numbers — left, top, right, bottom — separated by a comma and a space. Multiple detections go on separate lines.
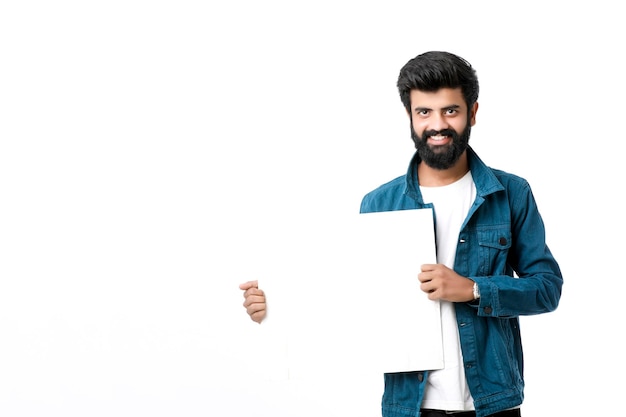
431, 135, 445, 141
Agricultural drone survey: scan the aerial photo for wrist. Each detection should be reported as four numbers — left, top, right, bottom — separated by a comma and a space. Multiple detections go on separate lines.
472, 282, 480, 300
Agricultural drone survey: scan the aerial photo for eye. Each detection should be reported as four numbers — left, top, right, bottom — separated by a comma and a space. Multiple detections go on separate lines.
445, 108, 458, 116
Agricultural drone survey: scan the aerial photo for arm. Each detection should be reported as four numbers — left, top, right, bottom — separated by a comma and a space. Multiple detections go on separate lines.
473, 180, 563, 317
418, 179, 562, 315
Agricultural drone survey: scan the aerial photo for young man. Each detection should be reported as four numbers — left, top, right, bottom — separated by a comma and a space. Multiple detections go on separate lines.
240, 51, 563, 417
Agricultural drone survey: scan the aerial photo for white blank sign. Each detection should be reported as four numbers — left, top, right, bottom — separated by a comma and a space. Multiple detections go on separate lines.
259, 208, 443, 379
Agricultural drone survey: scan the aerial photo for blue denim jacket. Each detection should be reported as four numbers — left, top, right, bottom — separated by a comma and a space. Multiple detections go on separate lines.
359, 147, 563, 417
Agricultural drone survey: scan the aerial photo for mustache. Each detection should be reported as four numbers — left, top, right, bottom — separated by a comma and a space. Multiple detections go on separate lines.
422, 129, 457, 138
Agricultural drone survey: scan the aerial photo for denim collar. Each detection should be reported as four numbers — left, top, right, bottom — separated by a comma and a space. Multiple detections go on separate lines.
403, 146, 505, 203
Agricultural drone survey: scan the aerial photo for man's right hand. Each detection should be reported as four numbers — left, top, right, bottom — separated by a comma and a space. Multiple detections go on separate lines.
239, 280, 267, 324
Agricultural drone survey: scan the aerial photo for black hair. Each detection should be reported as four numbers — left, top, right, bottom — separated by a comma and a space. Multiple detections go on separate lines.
397, 51, 479, 113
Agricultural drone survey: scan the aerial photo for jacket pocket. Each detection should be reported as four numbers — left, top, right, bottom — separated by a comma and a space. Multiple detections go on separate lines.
477, 228, 512, 276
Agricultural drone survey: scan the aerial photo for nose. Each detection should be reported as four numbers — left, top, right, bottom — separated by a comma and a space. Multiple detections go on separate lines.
430, 112, 449, 131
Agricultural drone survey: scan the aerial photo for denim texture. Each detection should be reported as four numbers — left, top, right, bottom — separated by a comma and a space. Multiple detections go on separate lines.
359, 147, 563, 417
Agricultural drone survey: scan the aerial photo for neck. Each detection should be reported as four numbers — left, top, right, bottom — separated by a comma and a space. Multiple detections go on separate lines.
418, 151, 469, 187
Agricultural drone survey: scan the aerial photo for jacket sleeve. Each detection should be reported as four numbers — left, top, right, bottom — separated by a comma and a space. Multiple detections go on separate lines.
472, 179, 563, 317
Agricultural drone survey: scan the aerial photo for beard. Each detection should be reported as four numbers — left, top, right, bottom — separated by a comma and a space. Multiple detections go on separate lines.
410, 122, 471, 170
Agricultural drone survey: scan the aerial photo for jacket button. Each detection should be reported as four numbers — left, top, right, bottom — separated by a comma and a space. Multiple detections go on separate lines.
417, 372, 424, 382
484, 306, 493, 315
499, 237, 507, 246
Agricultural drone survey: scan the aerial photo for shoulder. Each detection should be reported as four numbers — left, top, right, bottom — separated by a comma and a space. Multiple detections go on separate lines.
468, 148, 531, 194
490, 167, 532, 193
484, 167, 542, 216
360, 175, 408, 213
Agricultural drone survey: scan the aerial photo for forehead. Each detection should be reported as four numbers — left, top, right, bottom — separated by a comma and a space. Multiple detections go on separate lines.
409, 87, 466, 110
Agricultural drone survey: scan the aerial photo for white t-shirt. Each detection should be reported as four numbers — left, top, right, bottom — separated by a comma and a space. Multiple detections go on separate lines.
419, 170, 476, 411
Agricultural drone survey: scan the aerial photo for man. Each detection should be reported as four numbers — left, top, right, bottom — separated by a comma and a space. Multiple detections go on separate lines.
240, 51, 563, 417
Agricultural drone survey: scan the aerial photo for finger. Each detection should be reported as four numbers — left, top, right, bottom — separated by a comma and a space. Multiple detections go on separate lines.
244, 288, 264, 301
417, 271, 431, 283
238, 280, 258, 291
246, 303, 261, 315
420, 280, 432, 293
246, 302, 266, 318
243, 294, 265, 308
250, 310, 266, 324
427, 290, 440, 301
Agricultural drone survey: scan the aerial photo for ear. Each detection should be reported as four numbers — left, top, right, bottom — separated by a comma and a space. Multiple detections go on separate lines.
469, 102, 479, 126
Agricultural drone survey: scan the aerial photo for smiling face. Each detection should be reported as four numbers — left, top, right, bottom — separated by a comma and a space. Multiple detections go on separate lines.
409, 87, 478, 170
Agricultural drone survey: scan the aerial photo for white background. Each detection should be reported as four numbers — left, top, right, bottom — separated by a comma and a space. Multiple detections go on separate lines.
1, 1, 624, 416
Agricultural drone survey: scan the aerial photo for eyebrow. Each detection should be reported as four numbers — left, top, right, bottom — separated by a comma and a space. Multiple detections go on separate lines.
413, 104, 462, 113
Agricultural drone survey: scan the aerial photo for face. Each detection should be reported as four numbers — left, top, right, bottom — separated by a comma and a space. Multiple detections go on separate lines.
409, 88, 478, 170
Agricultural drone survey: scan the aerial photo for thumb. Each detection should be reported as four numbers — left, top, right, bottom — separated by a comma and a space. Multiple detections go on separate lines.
238, 280, 258, 290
